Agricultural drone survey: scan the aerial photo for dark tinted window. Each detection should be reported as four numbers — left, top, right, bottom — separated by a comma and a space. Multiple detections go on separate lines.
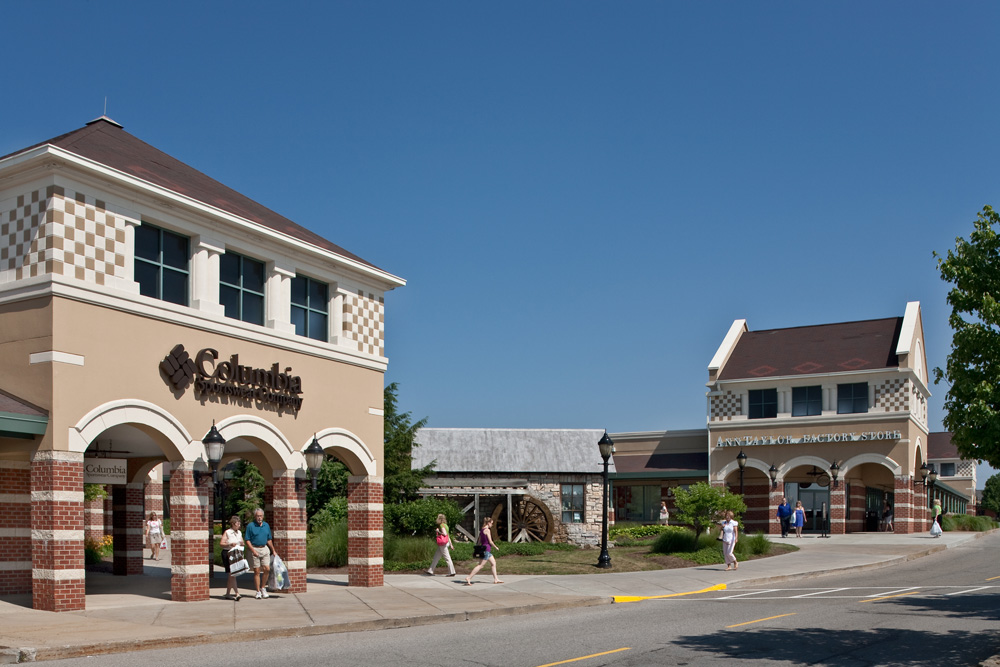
792, 386, 822, 417
837, 383, 868, 414
219, 252, 266, 326
290, 274, 329, 341
134, 224, 189, 305
748, 388, 778, 419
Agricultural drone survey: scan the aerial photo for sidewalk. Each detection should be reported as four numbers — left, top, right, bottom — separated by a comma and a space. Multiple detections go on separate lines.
0, 530, 993, 663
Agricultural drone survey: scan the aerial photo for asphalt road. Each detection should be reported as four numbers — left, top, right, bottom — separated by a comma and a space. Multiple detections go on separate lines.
51, 532, 1000, 667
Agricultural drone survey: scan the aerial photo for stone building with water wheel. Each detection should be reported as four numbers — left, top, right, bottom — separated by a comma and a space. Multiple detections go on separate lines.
412, 429, 612, 546
0, 118, 403, 611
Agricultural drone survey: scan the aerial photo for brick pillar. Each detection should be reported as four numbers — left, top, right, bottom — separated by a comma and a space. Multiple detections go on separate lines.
31, 450, 85, 612
768, 482, 784, 535
847, 483, 865, 532
893, 476, 915, 534
169, 462, 210, 602
144, 479, 163, 515
84, 493, 105, 543
347, 475, 383, 587
114, 484, 145, 575
103, 494, 113, 536
270, 470, 307, 593
0, 460, 32, 595
830, 484, 846, 534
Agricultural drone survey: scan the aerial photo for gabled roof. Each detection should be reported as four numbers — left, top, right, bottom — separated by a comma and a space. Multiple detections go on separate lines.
927, 432, 959, 459
1, 118, 380, 271
0, 388, 48, 438
717, 317, 903, 381
413, 428, 614, 474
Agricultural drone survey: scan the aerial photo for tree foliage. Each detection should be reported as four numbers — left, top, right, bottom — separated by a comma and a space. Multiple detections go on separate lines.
224, 460, 265, 524
934, 205, 1000, 467
672, 482, 747, 540
383, 382, 433, 502
306, 457, 350, 518
982, 473, 1000, 515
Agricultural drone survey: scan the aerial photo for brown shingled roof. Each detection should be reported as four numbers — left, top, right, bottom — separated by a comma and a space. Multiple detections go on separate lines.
0, 389, 47, 417
927, 432, 959, 459
1, 118, 379, 270
718, 317, 903, 380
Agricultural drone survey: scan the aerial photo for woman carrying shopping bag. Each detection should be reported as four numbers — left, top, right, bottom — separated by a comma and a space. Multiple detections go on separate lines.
426, 513, 456, 577
220, 515, 245, 600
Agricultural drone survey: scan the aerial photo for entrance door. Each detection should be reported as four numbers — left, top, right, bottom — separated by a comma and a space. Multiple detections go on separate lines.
798, 486, 830, 532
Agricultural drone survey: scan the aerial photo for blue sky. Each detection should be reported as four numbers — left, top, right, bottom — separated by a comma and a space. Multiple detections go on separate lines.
3, 3, 998, 485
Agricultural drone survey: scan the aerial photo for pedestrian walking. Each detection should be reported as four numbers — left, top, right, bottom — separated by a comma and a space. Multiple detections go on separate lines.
776, 497, 792, 538
720, 510, 739, 571
659, 501, 670, 526
793, 501, 806, 538
465, 517, 503, 585
427, 513, 456, 577
220, 515, 243, 601
144, 512, 164, 561
931, 499, 943, 537
244, 507, 278, 599
881, 502, 894, 533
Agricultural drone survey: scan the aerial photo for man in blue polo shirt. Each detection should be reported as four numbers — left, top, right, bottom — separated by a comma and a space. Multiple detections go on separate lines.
776, 497, 792, 538
244, 507, 277, 599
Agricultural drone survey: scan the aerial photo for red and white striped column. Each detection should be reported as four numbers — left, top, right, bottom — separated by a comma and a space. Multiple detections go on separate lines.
31, 450, 85, 612
112, 483, 145, 575
830, 483, 846, 535
271, 470, 307, 593
347, 475, 383, 587
768, 482, 784, 535
0, 460, 32, 595
168, 462, 210, 601
893, 476, 916, 534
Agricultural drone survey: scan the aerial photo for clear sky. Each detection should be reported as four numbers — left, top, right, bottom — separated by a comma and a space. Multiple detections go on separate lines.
3, 3, 998, 486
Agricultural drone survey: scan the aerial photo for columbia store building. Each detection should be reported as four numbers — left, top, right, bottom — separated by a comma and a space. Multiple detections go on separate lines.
706, 302, 952, 535
0, 118, 403, 611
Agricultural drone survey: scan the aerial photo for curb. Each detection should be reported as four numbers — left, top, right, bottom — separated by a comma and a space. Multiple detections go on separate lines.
23, 597, 611, 662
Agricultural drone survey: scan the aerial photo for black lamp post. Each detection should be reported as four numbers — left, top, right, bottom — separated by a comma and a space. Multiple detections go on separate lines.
304, 435, 325, 491
736, 450, 747, 495
202, 422, 226, 577
769, 463, 778, 490
927, 464, 938, 508
596, 431, 614, 569
829, 461, 840, 489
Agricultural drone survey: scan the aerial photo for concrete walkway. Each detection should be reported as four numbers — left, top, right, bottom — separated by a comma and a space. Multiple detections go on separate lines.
0, 530, 994, 663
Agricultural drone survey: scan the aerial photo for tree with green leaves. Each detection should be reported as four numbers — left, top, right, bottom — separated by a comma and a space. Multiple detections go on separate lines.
383, 382, 434, 502
672, 482, 747, 540
934, 205, 1000, 467
982, 473, 1000, 516
224, 460, 265, 523
306, 457, 350, 518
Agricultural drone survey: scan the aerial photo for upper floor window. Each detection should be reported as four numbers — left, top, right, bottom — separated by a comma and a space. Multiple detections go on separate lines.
748, 388, 778, 419
792, 386, 822, 417
837, 382, 869, 414
939, 462, 956, 477
291, 275, 329, 342
134, 223, 189, 306
561, 484, 584, 523
220, 251, 265, 325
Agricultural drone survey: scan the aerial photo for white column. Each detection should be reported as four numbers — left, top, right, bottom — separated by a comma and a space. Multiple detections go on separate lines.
329, 286, 345, 345
191, 235, 225, 316
109, 218, 141, 293
266, 258, 296, 334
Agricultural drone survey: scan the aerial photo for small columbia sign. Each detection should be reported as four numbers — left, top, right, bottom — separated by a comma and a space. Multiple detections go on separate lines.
84, 458, 127, 484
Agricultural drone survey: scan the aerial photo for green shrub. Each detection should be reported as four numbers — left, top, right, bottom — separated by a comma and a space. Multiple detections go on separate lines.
942, 514, 999, 532
307, 520, 348, 568
735, 532, 772, 556
309, 497, 348, 532
677, 546, 725, 565
651, 527, 698, 554
383, 498, 464, 536
610, 524, 672, 540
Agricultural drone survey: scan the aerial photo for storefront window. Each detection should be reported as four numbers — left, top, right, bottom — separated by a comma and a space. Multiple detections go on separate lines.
748, 388, 778, 419
792, 385, 822, 416
291, 275, 329, 342
560, 484, 584, 523
837, 382, 868, 414
134, 223, 189, 306
613, 484, 661, 523
220, 251, 265, 325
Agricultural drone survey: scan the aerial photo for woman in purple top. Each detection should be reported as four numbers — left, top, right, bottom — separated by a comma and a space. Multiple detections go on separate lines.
465, 517, 503, 585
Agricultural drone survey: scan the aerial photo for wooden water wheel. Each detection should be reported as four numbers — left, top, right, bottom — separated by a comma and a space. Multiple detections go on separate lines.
491, 495, 554, 543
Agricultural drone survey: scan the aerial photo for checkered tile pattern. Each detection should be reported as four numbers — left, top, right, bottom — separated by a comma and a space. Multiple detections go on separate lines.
342, 290, 384, 356
711, 391, 741, 421
876, 378, 909, 412
1, 186, 126, 285
957, 461, 975, 477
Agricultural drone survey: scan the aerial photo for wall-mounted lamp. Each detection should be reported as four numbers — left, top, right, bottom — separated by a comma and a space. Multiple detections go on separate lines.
829, 460, 840, 489
916, 462, 930, 486
769, 463, 778, 490
194, 421, 226, 486
300, 435, 326, 491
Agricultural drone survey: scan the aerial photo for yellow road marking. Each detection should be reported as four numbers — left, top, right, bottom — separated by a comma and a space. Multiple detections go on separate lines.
726, 613, 796, 628
861, 591, 921, 603
535, 648, 631, 667
986, 575, 1000, 581
613, 583, 726, 603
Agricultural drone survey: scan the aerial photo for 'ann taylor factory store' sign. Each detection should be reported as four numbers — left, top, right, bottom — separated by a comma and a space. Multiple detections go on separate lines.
160, 344, 305, 413
717, 430, 903, 447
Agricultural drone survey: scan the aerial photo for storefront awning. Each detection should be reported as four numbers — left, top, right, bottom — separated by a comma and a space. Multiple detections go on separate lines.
0, 389, 48, 439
